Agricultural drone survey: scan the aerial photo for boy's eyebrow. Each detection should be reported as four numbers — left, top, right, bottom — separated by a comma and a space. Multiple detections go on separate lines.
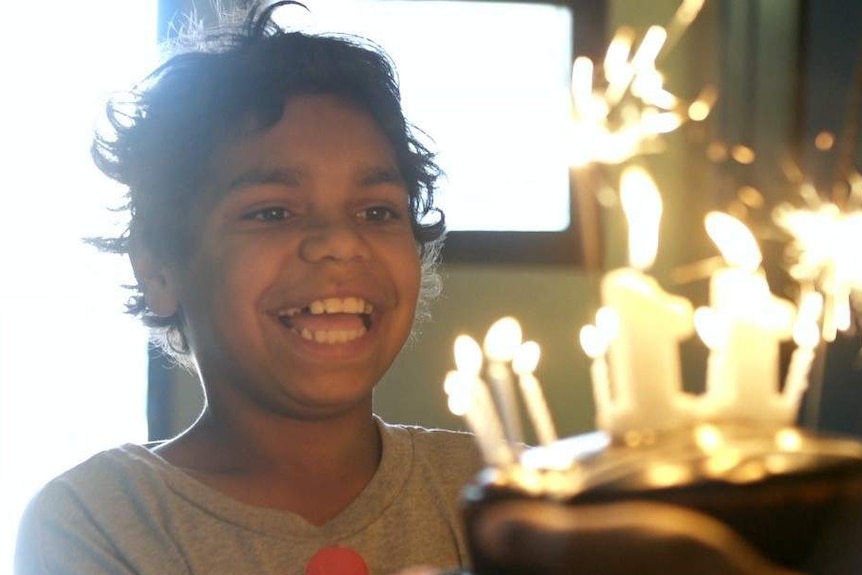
222, 168, 302, 194
358, 164, 405, 184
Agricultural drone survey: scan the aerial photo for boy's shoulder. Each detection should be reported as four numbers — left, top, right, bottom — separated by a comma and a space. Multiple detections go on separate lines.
26, 443, 171, 516
378, 418, 483, 478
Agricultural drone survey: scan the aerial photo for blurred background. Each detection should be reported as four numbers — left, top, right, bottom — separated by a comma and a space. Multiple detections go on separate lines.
3, 0, 862, 572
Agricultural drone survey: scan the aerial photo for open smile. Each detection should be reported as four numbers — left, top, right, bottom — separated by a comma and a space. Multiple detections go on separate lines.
277, 297, 374, 344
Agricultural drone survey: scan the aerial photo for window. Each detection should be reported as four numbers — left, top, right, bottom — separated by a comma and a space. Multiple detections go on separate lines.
0, 2, 154, 569
277, 0, 605, 264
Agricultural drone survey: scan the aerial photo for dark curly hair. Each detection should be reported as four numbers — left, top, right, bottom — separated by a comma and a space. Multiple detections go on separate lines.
90, 0, 445, 367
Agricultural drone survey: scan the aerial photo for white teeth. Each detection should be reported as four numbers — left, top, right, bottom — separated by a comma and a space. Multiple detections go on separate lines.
307, 297, 372, 315
278, 297, 372, 344
278, 298, 372, 318
299, 327, 367, 344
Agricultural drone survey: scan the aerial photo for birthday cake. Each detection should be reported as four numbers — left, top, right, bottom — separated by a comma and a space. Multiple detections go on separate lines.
439, 181, 857, 573
441, 1, 862, 571
459, 422, 862, 574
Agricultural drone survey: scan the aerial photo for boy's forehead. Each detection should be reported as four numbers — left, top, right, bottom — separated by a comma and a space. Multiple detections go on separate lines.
221, 97, 393, 164
200, 95, 403, 198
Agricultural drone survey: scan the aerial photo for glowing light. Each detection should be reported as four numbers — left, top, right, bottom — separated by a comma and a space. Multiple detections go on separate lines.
567, 6, 709, 167
483, 317, 523, 362
775, 428, 803, 452
731, 145, 756, 164
814, 131, 835, 151
571, 56, 594, 110
446, 388, 472, 417
793, 292, 823, 349
737, 186, 764, 208
706, 142, 729, 162
693, 306, 727, 350
694, 423, 724, 452
595, 306, 621, 342
688, 101, 710, 121
631, 26, 668, 72
646, 463, 689, 487
674, 0, 706, 26
641, 110, 683, 133
620, 165, 663, 270
705, 212, 762, 271
512, 341, 541, 375
579, 324, 607, 359
454, 335, 483, 375
604, 27, 635, 85
704, 448, 742, 476
775, 203, 862, 339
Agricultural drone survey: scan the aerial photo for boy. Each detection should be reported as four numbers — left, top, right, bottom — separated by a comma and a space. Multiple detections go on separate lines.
14, 2, 480, 574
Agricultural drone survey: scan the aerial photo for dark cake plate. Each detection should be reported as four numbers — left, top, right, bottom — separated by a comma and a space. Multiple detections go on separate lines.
460, 422, 862, 574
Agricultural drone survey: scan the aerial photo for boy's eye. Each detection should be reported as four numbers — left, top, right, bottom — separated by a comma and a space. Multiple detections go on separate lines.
358, 206, 399, 222
245, 206, 292, 222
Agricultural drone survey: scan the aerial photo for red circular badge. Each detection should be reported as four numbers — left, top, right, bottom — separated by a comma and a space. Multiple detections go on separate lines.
305, 546, 370, 575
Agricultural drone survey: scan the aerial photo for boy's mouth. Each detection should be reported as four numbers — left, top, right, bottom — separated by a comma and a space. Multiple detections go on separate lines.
277, 297, 374, 344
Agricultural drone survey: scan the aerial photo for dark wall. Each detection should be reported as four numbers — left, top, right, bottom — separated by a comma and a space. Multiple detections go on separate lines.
801, 0, 862, 436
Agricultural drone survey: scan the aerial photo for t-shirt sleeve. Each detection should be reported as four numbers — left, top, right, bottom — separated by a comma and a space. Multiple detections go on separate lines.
15, 482, 140, 575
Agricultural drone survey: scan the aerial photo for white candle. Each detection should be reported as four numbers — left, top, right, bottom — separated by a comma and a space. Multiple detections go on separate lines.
693, 306, 730, 409
579, 322, 613, 429
704, 213, 795, 423
601, 268, 694, 432
598, 166, 695, 433
483, 317, 525, 446
445, 370, 497, 463
782, 292, 823, 417
513, 341, 557, 446
451, 335, 513, 465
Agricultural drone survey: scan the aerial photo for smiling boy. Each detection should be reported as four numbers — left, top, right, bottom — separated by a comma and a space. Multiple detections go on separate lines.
14, 3, 480, 574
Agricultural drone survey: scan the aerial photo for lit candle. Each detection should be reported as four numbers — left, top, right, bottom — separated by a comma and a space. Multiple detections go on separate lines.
483, 317, 525, 446
445, 370, 507, 465
451, 335, 512, 465
600, 166, 695, 433
579, 314, 614, 429
512, 341, 557, 446
703, 212, 795, 423
694, 305, 731, 409
782, 292, 823, 417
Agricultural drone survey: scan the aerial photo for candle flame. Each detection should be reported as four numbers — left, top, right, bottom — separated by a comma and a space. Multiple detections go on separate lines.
595, 306, 620, 342
447, 391, 472, 417
579, 324, 607, 359
512, 341, 541, 375
483, 316, 523, 362
454, 334, 483, 375
705, 212, 762, 271
621, 165, 663, 270
443, 370, 462, 396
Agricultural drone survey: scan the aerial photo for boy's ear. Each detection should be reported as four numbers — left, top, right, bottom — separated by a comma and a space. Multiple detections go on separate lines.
129, 240, 180, 317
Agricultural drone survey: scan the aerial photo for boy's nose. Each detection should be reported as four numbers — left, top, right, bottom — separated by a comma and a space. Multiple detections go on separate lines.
299, 218, 372, 264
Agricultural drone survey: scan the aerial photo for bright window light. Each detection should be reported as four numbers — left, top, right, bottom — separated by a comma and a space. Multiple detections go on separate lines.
283, 0, 574, 232
0, 2, 154, 571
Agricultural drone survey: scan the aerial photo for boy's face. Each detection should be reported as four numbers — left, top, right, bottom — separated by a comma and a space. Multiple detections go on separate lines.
162, 95, 421, 419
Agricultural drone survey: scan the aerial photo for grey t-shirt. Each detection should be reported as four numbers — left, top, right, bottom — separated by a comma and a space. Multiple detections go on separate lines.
15, 419, 482, 575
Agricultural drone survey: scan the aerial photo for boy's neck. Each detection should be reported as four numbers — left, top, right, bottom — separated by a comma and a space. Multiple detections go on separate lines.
153, 400, 382, 524
163, 400, 381, 477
